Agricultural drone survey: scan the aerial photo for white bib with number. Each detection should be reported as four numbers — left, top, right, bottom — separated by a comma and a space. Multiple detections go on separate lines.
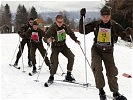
97, 27, 111, 46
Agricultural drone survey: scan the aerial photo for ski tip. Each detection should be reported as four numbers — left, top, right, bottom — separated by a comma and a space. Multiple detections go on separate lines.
44, 82, 48, 87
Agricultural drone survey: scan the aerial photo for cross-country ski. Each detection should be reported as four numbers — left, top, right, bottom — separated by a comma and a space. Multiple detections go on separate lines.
28, 71, 38, 76
55, 79, 91, 87
9, 64, 21, 69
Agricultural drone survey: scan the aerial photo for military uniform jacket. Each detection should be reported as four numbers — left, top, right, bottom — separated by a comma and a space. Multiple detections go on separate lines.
45, 23, 77, 47
24, 28, 45, 44
79, 18, 128, 51
18, 23, 32, 39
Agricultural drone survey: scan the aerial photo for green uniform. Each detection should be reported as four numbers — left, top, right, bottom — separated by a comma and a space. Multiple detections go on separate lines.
45, 23, 78, 75
79, 18, 129, 93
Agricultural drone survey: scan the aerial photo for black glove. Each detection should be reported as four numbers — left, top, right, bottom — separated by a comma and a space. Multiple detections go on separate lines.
80, 8, 86, 17
76, 40, 81, 45
18, 32, 25, 38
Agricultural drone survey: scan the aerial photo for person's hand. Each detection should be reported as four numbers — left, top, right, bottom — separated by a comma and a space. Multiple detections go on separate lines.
47, 38, 52, 43
80, 8, 86, 17
76, 40, 81, 45
28, 27, 31, 30
19, 32, 24, 38
126, 27, 132, 35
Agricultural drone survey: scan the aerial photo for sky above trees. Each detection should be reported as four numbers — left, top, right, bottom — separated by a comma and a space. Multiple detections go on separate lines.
1, 0, 105, 13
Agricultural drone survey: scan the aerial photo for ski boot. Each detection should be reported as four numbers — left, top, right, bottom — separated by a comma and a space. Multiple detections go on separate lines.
32, 65, 37, 73
48, 75, 54, 83
113, 92, 127, 100
28, 61, 32, 67
44, 75, 54, 87
13, 62, 18, 67
99, 88, 107, 100
65, 72, 75, 82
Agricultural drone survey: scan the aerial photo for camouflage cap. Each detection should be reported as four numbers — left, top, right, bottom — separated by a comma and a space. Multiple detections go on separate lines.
100, 6, 111, 15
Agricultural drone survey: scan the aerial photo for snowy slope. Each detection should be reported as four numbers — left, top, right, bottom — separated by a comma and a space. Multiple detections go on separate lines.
1, 33, 132, 100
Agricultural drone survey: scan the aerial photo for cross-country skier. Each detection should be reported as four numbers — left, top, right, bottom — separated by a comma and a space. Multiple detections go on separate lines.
13, 18, 34, 67
79, 6, 131, 100
45, 14, 80, 83
24, 21, 51, 73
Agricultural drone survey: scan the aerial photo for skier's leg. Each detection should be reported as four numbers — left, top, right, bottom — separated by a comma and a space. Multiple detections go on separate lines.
91, 46, 106, 99
47, 47, 59, 83
91, 46, 105, 89
103, 51, 119, 93
38, 44, 51, 69
50, 47, 59, 75
14, 39, 25, 65
61, 45, 75, 81
27, 40, 32, 67
61, 46, 75, 72
30, 43, 37, 71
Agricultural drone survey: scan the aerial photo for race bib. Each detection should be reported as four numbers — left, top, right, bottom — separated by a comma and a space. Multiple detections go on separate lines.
57, 29, 66, 41
31, 32, 39, 42
97, 27, 111, 46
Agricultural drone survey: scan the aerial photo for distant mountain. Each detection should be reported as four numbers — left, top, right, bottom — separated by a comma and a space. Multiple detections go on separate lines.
39, 11, 100, 21
11, 11, 100, 26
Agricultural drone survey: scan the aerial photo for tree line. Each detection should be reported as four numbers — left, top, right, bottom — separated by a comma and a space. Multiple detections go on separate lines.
0, 1, 132, 33
0, 4, 39, 33
106, 0, 133, 29
0, 4, 74, 33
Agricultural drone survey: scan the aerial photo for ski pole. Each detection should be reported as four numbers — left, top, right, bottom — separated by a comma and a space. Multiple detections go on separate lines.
38, 53, 41, 67
83, 16, 88, 86
129, 35, 133, 43
79, 44, 91, 67
58, 63, 66, 76
19, 36, 25, 72
9, 40, 19, 65
34, 46, 50, 82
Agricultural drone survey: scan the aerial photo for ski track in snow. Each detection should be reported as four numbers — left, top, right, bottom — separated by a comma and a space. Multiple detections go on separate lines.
0, 33, 132, 100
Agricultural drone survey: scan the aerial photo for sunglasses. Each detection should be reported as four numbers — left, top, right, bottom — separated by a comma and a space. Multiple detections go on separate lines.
56, 21, 63, 24
29, 22, 33, 23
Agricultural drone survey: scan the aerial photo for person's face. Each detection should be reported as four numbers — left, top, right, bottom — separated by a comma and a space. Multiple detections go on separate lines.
29, 20, 34, 26
56, 18, 63, 27
33, 25, 38, 30
101, 15, 111, 23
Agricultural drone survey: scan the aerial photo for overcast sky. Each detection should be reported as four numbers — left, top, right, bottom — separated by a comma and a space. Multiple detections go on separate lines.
1, 0, 105, 13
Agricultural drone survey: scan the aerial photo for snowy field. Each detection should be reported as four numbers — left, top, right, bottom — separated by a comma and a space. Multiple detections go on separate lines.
0, 33, 132, 100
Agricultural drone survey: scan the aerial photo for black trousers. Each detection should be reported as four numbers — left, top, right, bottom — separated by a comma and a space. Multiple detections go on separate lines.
91, 45, 118, 92
50, 44, 75, 75
30, 42, 50, 67
15, 39, 31, 64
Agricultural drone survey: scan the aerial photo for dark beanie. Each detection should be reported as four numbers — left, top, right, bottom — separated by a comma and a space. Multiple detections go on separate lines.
33, 21, 38, 25
100, 6, 111, 15
29, 18, 34, 21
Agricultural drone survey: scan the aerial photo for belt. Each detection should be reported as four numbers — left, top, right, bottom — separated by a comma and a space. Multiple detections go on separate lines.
52, 41, 66, 47
94, 43, 113, 51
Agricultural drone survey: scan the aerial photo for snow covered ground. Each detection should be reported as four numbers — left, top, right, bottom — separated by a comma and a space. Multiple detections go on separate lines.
0, 33, 132, 100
